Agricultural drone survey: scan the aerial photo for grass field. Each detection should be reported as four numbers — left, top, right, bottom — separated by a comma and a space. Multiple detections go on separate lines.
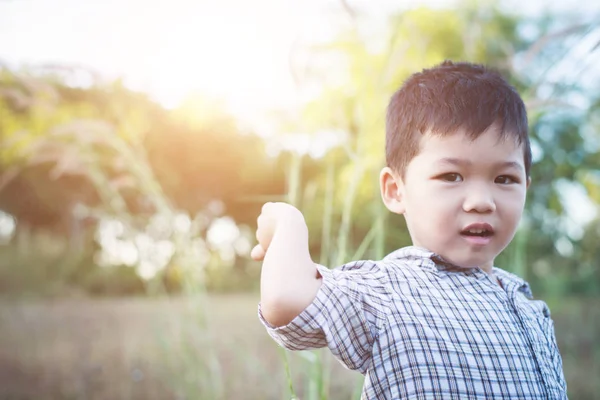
0, 294, 598, 399
0, 294, 360, 400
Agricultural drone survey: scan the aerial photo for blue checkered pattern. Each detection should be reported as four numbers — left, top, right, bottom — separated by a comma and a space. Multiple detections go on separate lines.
259, 246, 567, 399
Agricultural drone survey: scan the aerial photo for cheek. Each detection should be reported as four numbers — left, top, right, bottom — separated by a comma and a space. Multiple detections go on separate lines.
405, 189, 436, 216
499, 190, 527, 215
406, 191, 455, 228
497, 194, 527, 237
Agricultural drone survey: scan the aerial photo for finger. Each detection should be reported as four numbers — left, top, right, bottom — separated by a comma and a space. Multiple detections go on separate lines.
255, 225, 261, 241
261, 202, 273, 213
251, 244, 266, 261
256, 214, 265, 231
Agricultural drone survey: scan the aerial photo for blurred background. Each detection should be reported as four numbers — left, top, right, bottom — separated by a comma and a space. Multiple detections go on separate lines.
0, 0, 599, 399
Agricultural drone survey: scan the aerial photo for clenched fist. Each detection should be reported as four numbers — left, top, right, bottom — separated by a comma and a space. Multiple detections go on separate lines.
251, 202, 306, 261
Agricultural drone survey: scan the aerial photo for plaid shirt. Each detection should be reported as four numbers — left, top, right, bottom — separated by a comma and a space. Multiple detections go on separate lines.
259, 246, 567, 399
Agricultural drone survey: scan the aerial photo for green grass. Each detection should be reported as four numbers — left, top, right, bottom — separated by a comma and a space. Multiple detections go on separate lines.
0, 295, 598, 400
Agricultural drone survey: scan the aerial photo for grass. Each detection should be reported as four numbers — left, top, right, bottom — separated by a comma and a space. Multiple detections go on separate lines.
0, 294, 360, 400
0, 294, 598, 400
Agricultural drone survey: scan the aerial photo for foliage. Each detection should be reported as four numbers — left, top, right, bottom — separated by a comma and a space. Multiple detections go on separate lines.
0, 2, 598, 298
0, 65, 290, 296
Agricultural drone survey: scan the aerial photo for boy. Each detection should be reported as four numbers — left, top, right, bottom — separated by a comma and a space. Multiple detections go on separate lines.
251, 61, 567, 399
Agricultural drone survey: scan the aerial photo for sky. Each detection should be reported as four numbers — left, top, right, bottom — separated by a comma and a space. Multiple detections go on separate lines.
2, 0, 596, 121
1, 0, 319, 114
1, 0, 373, 119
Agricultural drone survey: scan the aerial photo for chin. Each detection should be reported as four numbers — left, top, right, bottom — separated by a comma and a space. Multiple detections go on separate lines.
446, 252, 494, 269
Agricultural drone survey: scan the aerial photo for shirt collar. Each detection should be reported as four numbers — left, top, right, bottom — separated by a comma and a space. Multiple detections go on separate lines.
384, 245, 435, 261
383, 246, 440, 273
492, 267, 533, 298
384, 245, 473, 271
384, 245, 533, 297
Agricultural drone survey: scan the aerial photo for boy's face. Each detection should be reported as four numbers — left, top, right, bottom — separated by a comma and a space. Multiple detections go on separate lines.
380, 125, 530, 272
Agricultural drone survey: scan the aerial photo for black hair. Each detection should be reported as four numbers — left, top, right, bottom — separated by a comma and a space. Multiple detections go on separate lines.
386, 60, 531, 177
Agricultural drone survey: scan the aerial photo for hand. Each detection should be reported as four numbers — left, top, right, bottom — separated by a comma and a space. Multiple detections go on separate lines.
251, 202, 305, 261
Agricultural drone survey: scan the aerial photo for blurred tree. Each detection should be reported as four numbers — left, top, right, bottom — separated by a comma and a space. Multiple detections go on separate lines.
143, 95, 287, 224
0, 66, 292, 294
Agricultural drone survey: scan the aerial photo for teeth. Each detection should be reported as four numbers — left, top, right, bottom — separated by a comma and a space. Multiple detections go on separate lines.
468, 229, 484, 234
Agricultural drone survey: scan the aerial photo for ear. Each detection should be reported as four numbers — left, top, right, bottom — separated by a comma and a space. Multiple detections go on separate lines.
380, 167, 405, 214
526, 176, 531, 190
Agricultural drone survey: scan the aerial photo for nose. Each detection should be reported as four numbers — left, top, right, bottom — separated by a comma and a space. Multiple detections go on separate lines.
462, 183, 496, 213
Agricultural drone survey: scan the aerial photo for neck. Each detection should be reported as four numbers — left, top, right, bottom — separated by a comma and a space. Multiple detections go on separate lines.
479, 261, 494, 275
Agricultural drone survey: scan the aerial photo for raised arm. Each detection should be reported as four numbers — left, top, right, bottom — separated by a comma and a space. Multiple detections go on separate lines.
251, 202, 322, 327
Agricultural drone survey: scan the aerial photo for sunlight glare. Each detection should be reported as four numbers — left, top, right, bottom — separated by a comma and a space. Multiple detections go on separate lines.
0, 210, 16, 244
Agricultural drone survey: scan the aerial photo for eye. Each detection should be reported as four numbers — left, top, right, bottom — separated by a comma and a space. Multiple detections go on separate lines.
437, 173, 463, 182
495, 175, 519, 184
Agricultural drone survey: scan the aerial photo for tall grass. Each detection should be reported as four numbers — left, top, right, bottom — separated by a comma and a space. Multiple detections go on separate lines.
1, 73, 225, 395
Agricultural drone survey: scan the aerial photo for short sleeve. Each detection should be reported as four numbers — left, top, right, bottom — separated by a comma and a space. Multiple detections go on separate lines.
258, 260, 391, 373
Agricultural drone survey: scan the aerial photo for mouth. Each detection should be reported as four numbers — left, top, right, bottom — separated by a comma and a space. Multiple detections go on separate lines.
460, 223, 494, 244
